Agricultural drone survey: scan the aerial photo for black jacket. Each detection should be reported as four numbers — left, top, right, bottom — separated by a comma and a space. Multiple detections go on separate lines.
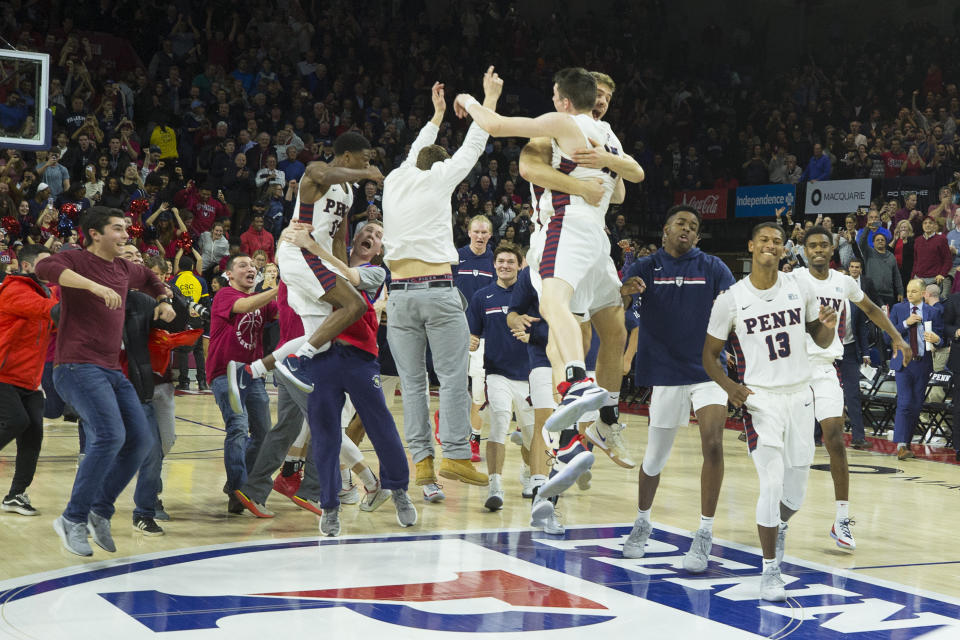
941, 294, 960, 373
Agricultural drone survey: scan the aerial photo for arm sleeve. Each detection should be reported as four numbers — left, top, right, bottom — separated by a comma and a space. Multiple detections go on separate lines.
33, 250, 73, 283
129, 263, 167, 298
0, 281, 59, 319
706, 291, 736, 340
466, 290, 484, 336
355, 265, 386, 293
435, 123, 488, 190
400, 122, 440, 170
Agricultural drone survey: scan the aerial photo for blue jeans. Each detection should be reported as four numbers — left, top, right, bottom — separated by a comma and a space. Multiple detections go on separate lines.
53, 364, 150, 523
133, 401, 162, 520
211, 374, 271, 492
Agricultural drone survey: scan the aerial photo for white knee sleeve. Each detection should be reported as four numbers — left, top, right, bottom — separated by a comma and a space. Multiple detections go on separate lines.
292, 419, 310, 449
751, 445, 786, 528
781, 464, 810, 512
640, 426, 678, 477
339, 430, 364, 467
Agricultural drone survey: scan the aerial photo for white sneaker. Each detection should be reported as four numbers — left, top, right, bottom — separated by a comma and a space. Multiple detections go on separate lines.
530, 494, 554, 528
775, 522, 787, 566
338, 483, 360, 505
576, 469, 592, 491
359, 484, 391, 512
544, 379, 607, 432
542, 506, 564, 534
585, 421, 636, 468
682, 528, 712, 573
484, 486, 504, 511
760, 565, 786, 602
831, 518, 856, 550
520, 466, 534, 498
509, 428, 523, 445
538, 448, 594, 501
623, 517, 652, 558
422, 483, 445, 503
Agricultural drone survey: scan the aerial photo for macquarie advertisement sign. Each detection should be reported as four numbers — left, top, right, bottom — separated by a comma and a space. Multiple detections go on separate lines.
734, 184, 796, 217
673, 188, 728, 220
804, 179, 872, 214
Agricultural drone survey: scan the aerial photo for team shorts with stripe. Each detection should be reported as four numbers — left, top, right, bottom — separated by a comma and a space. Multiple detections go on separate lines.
469, 339, 486, 405
809, 361, 844, 421
277, 241, 342, 324
485, 373, 534, 446
527, 212, 621, 316
649, 381, 728, 429
529, 366, 555, 410
742, 386, 816, 467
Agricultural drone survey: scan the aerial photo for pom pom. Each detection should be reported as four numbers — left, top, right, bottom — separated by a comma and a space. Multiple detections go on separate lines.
1, 216, 20, 237
59, 202, 79, 222
128, 223, 144, 240
58, 214, 75, 238
128, 198, 150, 220
176, 234, 193, 252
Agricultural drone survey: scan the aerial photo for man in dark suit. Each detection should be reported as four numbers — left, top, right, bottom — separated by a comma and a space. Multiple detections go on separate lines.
940, 289, 960, 462
848, 258, 880, 307
842, 289, 873, 449
887, 278, 945, 460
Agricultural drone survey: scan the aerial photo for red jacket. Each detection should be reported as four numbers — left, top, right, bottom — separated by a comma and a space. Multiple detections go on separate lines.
240, 228, 275, 262
0, 274, 58, 389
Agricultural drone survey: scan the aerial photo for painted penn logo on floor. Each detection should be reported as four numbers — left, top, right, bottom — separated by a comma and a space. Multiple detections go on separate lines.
2, 526, 958, 638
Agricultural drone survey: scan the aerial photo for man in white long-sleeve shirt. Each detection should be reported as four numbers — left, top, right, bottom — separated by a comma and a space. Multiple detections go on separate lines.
382, 69, 502, 500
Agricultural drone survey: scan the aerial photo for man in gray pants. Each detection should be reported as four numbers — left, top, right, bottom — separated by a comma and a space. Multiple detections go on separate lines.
382, 69, 503, 500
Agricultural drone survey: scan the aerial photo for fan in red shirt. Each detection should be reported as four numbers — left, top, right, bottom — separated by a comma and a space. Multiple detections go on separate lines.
240, 213, 275, 262
177, 181, 230, 237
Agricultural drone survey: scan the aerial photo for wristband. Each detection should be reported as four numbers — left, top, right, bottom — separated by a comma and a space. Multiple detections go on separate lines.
156, 297, 174, 306
463, 96, 479, 110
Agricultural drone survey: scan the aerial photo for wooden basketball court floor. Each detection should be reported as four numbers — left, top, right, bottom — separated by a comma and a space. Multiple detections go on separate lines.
1, 387, 959, 639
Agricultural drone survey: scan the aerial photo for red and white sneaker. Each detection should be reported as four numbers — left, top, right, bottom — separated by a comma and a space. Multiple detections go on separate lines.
470, 433, 482, 462
272, 470, 302, 498
831, 518, 856, 550
544, 378, 607, 432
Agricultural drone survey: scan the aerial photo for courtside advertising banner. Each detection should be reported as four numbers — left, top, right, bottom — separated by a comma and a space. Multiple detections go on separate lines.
673, 188, 728, 220
734, 184, 796, 217
804, 179, 872, 214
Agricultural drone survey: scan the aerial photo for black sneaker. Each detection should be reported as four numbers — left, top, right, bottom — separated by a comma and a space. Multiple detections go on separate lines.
851, 439, 868, 450
227, 493, 244, 514
197, 380, 209, 392
133, 516, 164, 536
176, 381, 190, 391
2, 493, 38, 516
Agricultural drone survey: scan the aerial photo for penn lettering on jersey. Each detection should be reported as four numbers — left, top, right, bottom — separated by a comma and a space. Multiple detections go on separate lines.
743, 308, 802, 334
818, 296, 843, 311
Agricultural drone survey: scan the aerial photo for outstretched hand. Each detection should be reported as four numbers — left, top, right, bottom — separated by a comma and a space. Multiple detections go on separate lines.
431, 82, 446, 115
482, 65, 503, 102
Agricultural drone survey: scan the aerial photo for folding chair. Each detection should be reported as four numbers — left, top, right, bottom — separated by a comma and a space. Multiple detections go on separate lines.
919, 371, 953, 444
861, 368, 898, 436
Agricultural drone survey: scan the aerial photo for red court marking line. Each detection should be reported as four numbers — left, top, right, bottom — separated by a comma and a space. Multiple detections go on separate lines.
257, 569, 607, 609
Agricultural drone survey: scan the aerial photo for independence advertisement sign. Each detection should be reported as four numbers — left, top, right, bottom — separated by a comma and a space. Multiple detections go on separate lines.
734, 184, 796, 217
804, 179, 872, 214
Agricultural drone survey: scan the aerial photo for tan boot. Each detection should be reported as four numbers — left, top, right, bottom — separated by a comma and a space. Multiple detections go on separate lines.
438, 458, 489, 486
415, 456, 437, 486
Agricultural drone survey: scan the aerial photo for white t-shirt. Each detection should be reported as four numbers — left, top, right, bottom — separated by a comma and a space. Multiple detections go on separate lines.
794, 267, 864, 359
707, 271, 821, 391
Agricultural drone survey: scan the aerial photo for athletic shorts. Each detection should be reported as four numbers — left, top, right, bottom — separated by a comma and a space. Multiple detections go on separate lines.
277, 241, 342, 320
485, 373, 534, 445
469, 339, 486, 404
742, 386, 815, 467
526, 213, 621, 316
528, 366, 555, 410
649, 381, 728, 429
809, 361, 844, 421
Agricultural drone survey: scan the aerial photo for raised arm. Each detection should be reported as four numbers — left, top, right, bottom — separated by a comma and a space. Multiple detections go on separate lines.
399, 83, 445, 170
231, 287, 279, 314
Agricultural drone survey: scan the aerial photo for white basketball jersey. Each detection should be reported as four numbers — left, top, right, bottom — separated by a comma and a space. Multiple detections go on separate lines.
291, 182, 354, 254
794, 267, 863, 363
533, 114, 620, 227
728, 273, 814, 391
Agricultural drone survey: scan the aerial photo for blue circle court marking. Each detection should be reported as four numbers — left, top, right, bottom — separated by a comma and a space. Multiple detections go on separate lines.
1, 523, 958, 639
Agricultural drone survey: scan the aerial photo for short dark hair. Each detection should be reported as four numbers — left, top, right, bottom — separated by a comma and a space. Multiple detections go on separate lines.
553, 67, 597, 111
225, 253, 251, 272
333, 132, 371, 156
416, 144, 450, 170
81, 206, 125, 245
145, 172, 164, 188
493, 242, 524, 265
178, 255, 195, 271
751, 221, 785, 241
803, 224, 833, 246
848, 257, 864, 269
664, 204, 701, 227
17, 243, 51, 266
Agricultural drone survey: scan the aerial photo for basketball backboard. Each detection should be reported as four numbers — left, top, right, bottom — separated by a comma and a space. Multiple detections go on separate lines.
0, 49, 51, 150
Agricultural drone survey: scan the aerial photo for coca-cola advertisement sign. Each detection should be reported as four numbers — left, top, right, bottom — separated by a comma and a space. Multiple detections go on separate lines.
673, 188, 728, 220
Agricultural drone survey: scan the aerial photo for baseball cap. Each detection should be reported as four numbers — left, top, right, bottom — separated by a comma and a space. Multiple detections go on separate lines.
37, 182, 50, 191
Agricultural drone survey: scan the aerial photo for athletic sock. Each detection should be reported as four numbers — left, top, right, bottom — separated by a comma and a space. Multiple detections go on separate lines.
699, 514, 714, 533
296, 341, 321, 359
340, 467, 352, 489
357, 468, 377, 491
778, 519, 789, 530
564, 361, 587, 383
471, 429, 481, 438
530, 474, 547, 487
489, 473, 502, 490
280, 459, 302, 477
636, 508, 651, 524
762, 558, 778, 571
835, 500, 849, 521
249, 359, 268, 379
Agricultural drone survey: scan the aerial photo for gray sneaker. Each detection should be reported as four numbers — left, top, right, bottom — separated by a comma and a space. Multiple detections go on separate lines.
623, 518, 652, 558
682, 528, 713, 573
320, 507, 341, 536
87, 511, 116, 552
760, 565, 787, 602
359, 484, 391, 512
53, 516, 92, 557
392, 489, 418, 527
775, 522, 788, 566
